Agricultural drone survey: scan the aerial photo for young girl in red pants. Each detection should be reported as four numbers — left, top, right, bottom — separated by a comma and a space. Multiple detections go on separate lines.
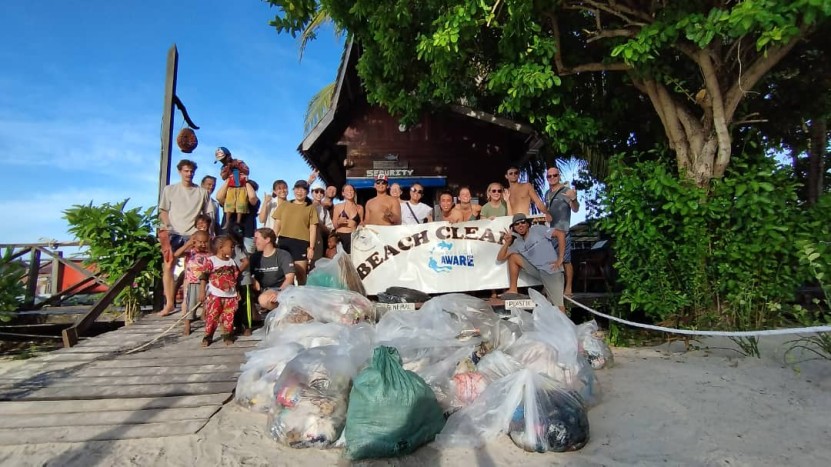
203, 236, 248, 346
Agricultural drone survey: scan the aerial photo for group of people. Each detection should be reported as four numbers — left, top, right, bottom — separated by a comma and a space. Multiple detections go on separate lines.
158, 152, 580, 347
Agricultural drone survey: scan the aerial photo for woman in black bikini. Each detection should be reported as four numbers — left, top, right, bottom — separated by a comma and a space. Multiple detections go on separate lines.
332, 184, 364, 253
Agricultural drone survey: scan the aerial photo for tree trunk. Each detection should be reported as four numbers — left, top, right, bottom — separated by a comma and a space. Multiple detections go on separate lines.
807, 119, 827, 205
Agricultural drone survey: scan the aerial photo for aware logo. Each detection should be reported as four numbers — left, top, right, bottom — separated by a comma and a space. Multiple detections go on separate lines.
428, 241, 475, 273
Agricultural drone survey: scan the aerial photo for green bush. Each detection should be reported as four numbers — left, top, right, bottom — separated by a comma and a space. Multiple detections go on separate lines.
600, 152, 831, 334
63, 200, 160, 322
0, 248, 26, 321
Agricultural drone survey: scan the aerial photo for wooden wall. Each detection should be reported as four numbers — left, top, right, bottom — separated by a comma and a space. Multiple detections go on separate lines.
340, 103, 527, 201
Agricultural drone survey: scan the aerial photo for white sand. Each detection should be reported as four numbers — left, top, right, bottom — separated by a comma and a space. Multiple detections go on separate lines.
1, 336, 829, 466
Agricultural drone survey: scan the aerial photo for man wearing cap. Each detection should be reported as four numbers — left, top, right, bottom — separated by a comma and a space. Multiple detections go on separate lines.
215, 147, 250, 228
365, 174, 402, 226
496, 213, 566, 307
271, 180, 318, 285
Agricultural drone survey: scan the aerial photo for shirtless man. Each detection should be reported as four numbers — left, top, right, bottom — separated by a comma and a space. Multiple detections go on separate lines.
504, 165, 551, 222
364, 174, 401, 225
437, 190, 463, 223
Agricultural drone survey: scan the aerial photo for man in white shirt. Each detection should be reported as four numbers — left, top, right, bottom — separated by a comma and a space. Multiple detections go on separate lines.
200, 175, 222, 235
159, 159, 211, 316
400, 183, 434, 225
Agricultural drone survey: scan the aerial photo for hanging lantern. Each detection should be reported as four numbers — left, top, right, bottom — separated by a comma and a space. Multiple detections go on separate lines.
176, 127, 198, 153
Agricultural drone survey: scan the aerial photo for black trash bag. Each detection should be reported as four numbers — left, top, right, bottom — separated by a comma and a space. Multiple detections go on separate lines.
384, 286, 431, 303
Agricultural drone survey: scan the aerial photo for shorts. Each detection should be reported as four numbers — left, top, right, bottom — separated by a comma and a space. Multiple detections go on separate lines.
278, 237, 310, 262
169, 233, 188, 251
160, 230, 188, 264
184, 282, 203, 320
516, 254, 564, 307
551, 231, 572, 264
336, 232, 352, 254
224, 187, 250, 214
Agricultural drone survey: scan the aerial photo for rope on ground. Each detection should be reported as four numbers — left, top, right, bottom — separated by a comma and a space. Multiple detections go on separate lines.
565, 296, 831, 337
124, 303, 200, 354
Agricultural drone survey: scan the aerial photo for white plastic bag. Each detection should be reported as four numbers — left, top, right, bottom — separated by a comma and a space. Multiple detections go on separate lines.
435, 369, 589, 452
267, 345, 361, 448
306, 245, 366, 295
576, 320, 614, 369
234, 343, 303, 412
264, 286, 375, 333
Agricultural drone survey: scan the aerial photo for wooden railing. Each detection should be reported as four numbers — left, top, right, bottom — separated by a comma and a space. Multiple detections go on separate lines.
0, 241, 108, 310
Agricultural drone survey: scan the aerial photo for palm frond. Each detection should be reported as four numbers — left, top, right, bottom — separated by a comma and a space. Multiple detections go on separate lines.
298, 8, 344, 61
304, 81, 336, 134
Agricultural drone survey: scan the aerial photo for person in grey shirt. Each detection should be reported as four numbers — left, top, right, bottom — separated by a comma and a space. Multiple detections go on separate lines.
496, 213, 566, 307
544, 167, 579, 296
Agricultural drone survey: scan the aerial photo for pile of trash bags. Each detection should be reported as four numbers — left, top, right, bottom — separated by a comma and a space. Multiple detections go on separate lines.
235, 280, 614, 459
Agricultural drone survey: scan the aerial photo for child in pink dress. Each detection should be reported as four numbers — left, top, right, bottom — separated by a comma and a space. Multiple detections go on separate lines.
172, 230, 211, 335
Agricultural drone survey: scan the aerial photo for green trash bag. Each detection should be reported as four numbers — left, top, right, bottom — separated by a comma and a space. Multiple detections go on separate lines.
344, 346, 446, 460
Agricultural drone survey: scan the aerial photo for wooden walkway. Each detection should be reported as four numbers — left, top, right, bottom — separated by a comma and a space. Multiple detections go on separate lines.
0, 313, 259, 445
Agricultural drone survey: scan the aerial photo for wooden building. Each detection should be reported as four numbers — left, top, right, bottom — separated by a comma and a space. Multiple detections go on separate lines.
298, 41, 543, 204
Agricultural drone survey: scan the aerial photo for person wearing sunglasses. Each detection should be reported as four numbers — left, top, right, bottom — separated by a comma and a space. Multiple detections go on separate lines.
496, 213, 566, 307
480, 182, 514, 220
310, 184, 334, 262
544, 168, 579, 296
365, 174, 402, 225
504, 165, 551, 222
401, 183, 433, 225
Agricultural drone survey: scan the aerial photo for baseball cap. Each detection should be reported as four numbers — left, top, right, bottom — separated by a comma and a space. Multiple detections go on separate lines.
214, 147, 231, 163
293, 179, 310, 190
510, 213, 529, 226
375, 174, 389, 182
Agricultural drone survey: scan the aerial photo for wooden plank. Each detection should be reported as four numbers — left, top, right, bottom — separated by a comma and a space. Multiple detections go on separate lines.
85, 355, 245, 368
0, 394, 227, 415
0, 420, 208, 445
70, 364, 241, 378
0, 372, 239, 389
1, 381, 237, 401
118, 348, 256, 360
63, 257, 150, 347
0, 406, 219, 429
23, 248, 40, 309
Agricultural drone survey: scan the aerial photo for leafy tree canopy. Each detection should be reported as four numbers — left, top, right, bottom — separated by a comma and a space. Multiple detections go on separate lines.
266, 0, 831, 186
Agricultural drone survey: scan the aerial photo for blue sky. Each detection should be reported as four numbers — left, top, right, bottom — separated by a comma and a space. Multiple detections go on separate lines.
0, 1, 344, 244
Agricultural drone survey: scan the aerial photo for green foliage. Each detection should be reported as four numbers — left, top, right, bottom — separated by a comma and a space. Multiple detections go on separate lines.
600, 152, 831, 333
785, 240, 831, 362
63, 200, 160, 322
264, 0, 830, 185
0, 248, 26, 321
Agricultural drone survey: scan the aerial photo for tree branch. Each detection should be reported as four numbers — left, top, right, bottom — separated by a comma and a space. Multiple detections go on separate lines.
724, 25, 810, 122
586, 28, 639, 43
564, 0, 653, 26
697, 49, 731, 176
548, 12, 632, 75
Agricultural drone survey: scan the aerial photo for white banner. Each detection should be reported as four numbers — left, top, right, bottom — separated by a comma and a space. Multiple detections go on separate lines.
350, 217, 541, 295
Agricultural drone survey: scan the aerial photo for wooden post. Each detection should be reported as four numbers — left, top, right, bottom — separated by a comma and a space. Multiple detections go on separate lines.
159, 44, 178, 202
50, 250, 63, 300
155, 44, 178, 313
23, 248, 41, 309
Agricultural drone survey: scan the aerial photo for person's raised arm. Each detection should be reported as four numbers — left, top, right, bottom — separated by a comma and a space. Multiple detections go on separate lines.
216, 178, 231, 205
173, 237, 194, 259
258, 192, 272, 225
245, 181, 258, 205
530, 189, 551, 222
496, 228, 514, 262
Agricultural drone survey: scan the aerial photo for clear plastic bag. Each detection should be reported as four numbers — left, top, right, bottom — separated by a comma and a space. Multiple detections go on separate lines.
234, 343, 304, 412
264, 286, 375, 333
267, 345, 362, 448
306, 245, 366, 295
475, 350, 523, 383
576, 320, 614, 369
420, 293, 502, 345
435, 369, 590, 452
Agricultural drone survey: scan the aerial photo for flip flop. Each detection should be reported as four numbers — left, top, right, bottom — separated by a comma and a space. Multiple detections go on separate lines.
498, 292, 529, 300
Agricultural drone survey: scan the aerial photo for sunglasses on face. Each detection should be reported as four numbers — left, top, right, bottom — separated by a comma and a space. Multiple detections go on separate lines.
547, 173, 560, 178
490, 189, 503, 193
512, 220, 530, 227
507, 171, 519, 175
311, 189, 324, 194
411, 188, 423, 194
375, 180, 388, 185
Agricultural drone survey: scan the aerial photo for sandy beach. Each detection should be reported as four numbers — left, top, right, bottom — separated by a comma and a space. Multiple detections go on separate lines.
0, 335, 828, 466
